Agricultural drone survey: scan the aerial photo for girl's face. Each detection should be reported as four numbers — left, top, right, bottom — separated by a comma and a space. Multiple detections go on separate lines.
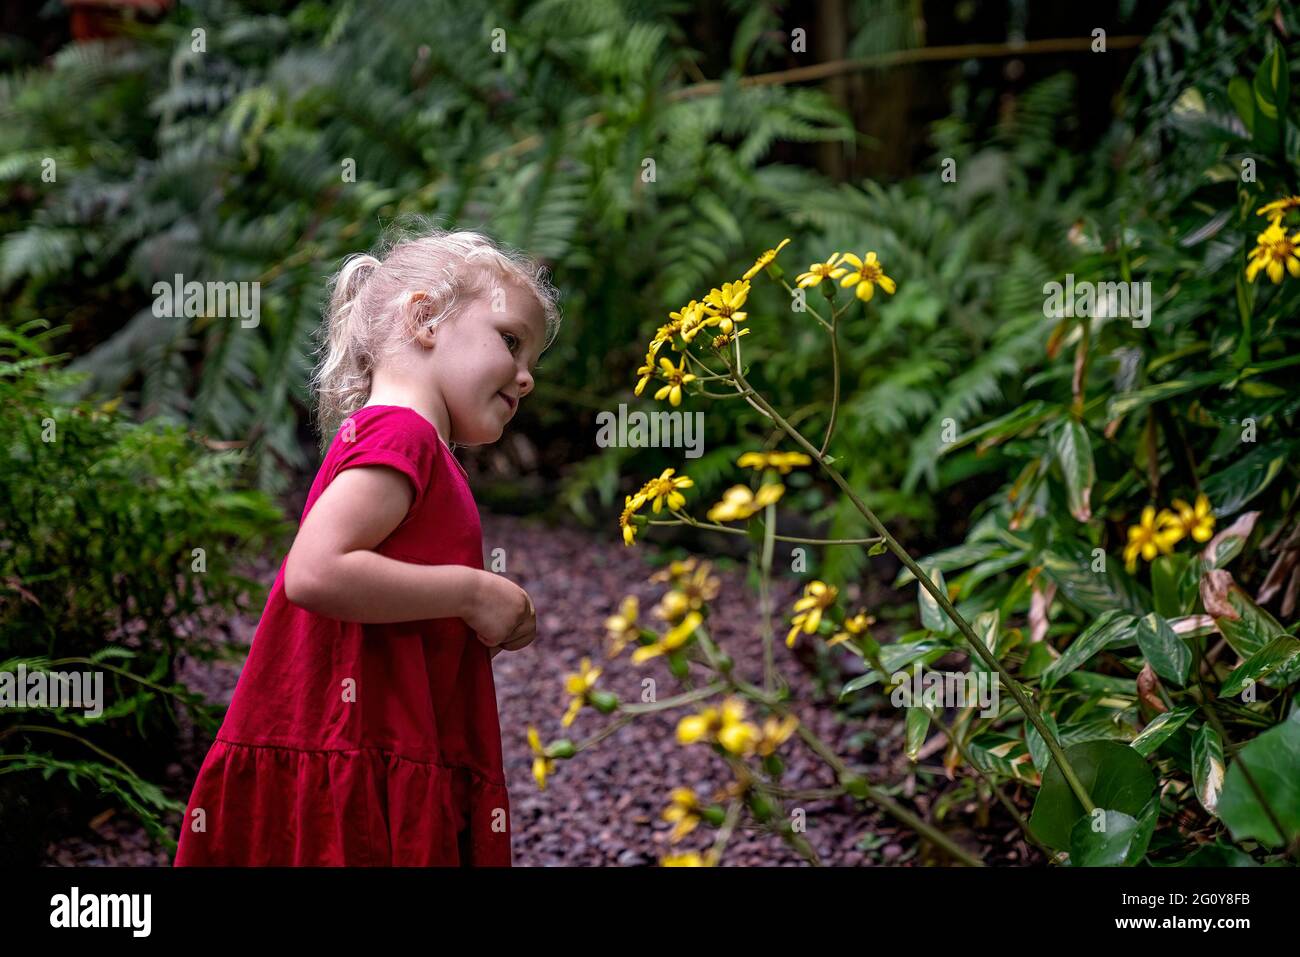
428, 281, 547, 446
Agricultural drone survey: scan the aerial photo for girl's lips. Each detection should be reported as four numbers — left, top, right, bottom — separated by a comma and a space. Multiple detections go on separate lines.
497, 391, 517, 412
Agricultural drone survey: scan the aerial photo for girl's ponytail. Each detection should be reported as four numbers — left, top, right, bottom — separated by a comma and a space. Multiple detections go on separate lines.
312, 253, 380, 445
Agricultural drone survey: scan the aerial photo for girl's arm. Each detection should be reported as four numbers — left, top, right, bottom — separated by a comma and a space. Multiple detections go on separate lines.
283, 466, 535, 649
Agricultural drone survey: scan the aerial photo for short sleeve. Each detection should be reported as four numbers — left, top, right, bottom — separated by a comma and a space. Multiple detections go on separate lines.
327, 407, 439, 503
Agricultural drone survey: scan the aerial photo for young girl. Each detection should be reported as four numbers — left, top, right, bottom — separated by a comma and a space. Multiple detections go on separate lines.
173, 226, 560, 866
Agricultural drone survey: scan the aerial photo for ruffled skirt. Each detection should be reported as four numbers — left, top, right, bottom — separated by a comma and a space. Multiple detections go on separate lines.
173, 739, 512, 866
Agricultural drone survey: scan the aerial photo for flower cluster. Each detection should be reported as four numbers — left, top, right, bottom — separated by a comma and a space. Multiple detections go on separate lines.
785, 579, 876, 649
618, 467, 695, 545
1246, 196, 1300, 283
1122, 493, 1216, 573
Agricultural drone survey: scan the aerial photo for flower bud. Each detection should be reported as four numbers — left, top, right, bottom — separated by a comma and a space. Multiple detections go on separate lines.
547, 739, 577, 759
590, 690, 619, 714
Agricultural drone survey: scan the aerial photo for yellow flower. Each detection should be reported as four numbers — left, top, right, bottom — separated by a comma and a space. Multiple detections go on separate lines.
527, 726, 556, 791
828, 611, 875, 648
650, 301, 704, 356
654, 356, 696, 407
676, 696, 761, 756
654, 588, 691, 623
1245, 221, 1300, 283
795, 253, 848, 288
839, 250, 897, 301
677, 300, 711, 344
701, 281, 751, 335
736, 450, 813, 474
650, 557, 699, 584
561, 657, 602, 728
640, 467, 694, 513
662, 787, 702, 843
1163, 493, 1216, 544
604, 596, 639, 657
742, 237, 791, 280
786, 580, 838, 647
619, 491, 647, 546
755, 714, 799, 757
1123, 506, 1183, 573
650, 560, 720, 614
631, 610, 702, 664
705, 483, 785, 522
660, 850, 716, 866
1256, 196, 1300, 222
634, 353, 657, 396
710, 327, 750, 350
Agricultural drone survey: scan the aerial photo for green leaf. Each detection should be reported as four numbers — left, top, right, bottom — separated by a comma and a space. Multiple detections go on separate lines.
1130, 706, 1196, 757
1252, 44, 1289, 154
905, 706, 931, 761
1201, 571, 1300, 688
1218, 711, 1300, 848
1029, 740, 1156, 852
1051, 419, 1094, 523
1106, 369, 1229, 420
917, 566, 954, 635
1135, 612, 1191, 687
1200, 444, 1288, 516
1150, 553, 1190, 618
1220, 635, 1300, 698
1191, 724, 1226, 817
1165, 843, 1259, 867
1026, 710, 1062, 773
1040, 545, 1145, 618
1068, 801, 1157, 867
1042, 610, 1136, 690
1227, 76, 1254, 133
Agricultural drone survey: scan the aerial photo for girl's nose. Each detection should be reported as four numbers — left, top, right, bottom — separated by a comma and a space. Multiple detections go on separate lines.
517, 368, 534, 397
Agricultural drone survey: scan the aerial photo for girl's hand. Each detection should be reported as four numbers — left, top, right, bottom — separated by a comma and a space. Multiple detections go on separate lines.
465, 570, 536, 652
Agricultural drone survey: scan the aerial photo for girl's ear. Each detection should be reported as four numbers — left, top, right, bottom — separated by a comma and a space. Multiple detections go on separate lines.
407, 292, 436, 348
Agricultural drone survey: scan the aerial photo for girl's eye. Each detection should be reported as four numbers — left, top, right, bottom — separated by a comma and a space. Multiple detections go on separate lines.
501, 332, 519, 352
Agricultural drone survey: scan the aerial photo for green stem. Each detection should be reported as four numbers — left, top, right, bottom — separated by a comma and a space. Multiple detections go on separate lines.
821, 307, 841, 455
760, 498, 778, 693
727, 356, 1096, 814
656, 511, 883, 547
730, 674, 983, 866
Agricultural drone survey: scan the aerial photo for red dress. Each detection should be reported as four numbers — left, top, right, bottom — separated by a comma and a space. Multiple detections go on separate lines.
174, 405, 512, 866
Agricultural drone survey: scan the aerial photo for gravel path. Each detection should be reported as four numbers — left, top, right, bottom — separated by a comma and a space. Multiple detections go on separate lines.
44, 512, 1035, 867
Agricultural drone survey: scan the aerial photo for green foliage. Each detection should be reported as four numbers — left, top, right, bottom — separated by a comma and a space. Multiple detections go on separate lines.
0, 320, 287, 848
1, 0, 852, 493
887, 3, 1300, 864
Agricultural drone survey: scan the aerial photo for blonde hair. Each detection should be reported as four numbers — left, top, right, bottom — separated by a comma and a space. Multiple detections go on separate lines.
310, 220, 562, 446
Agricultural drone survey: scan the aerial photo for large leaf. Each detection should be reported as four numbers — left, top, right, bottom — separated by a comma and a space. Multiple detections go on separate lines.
1191, 724, 1225, 817
905, 706, 931, 761
1200, 443, 1289, 517
1201, 570, 1300, 685
1041, 610, 1136, 690
1130, 706, 1195, 757
1051, 418, 1094, 523
1251, 44, 1289, 154
1135, 612, 1191, 687
1039, 544, 1145, 618
1068, 800, 1157, 867
917, 565, 955, 636
1029, 740, 1156, 851
1220, 636, 1300, 698
1218, 710, 1300, 849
